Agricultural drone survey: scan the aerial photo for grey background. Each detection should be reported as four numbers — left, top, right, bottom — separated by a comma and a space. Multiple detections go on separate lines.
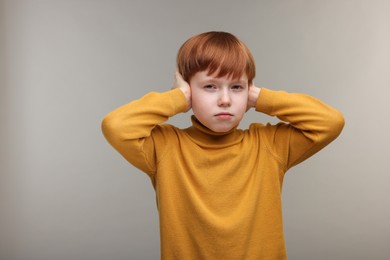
1, 0, 390, 259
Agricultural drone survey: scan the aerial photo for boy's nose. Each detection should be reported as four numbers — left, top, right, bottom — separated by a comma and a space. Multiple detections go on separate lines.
218, 90, 231, 107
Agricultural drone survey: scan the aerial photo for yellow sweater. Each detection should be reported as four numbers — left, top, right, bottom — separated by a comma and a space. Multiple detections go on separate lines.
102, 88, 344, 260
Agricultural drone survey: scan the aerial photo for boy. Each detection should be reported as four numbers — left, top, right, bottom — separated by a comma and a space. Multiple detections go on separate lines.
102, 31, 344, 259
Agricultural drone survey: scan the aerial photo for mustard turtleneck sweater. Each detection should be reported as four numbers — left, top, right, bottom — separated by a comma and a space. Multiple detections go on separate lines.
102, 88, 344, 260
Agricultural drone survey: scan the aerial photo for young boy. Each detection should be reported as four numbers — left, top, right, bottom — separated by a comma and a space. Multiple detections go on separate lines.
102, 31, 344, 260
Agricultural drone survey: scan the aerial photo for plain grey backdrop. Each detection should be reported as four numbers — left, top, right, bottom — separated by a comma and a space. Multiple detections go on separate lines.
1, 0, 390, 259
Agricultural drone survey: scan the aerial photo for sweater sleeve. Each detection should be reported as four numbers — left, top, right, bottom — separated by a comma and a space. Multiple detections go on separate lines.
255, 88, 345, 170
101, 88, 188, 176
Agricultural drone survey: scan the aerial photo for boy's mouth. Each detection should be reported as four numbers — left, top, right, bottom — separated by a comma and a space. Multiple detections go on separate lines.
215, 112, 233, 120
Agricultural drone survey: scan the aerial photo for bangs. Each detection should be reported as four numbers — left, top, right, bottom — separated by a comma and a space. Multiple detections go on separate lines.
177, 32, 256, 84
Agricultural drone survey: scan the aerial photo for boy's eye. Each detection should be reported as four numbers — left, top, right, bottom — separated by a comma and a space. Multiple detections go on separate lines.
204, 84, 216, 89
232, 85, 243, 90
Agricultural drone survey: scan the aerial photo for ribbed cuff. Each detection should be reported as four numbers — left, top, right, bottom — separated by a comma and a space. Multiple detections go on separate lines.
255, 88, 275, 115
168, 88, 189, 114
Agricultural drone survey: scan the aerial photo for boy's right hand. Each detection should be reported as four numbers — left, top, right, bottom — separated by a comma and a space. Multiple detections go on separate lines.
173, 70, 192, 112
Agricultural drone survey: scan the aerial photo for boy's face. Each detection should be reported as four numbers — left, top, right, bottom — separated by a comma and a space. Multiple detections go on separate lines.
189, 70, 249, 133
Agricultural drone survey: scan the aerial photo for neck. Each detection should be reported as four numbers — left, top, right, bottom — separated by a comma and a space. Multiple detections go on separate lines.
184, 116, 243, 148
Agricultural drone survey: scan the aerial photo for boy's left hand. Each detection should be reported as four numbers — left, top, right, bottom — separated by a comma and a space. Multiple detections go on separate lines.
247, 85, 261, 110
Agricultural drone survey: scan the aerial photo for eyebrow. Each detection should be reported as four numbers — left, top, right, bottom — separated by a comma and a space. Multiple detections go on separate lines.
201, 77, 247, 85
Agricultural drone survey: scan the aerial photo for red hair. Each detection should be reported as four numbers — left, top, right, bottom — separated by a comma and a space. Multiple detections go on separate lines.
177, 31, 256, 85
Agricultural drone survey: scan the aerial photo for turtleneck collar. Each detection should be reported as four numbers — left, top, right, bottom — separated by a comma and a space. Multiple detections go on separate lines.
184, 115, 244, 148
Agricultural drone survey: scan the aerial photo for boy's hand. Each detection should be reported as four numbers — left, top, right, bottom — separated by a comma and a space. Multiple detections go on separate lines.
247, 84, 261, 110
172, 70, 192, 112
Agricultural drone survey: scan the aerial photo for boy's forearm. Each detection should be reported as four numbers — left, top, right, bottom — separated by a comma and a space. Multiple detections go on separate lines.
102, 88, 188, 148
256, 88, 344, 144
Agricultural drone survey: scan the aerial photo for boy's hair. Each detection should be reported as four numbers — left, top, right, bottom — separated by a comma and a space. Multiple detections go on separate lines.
177, 31, 256, 85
